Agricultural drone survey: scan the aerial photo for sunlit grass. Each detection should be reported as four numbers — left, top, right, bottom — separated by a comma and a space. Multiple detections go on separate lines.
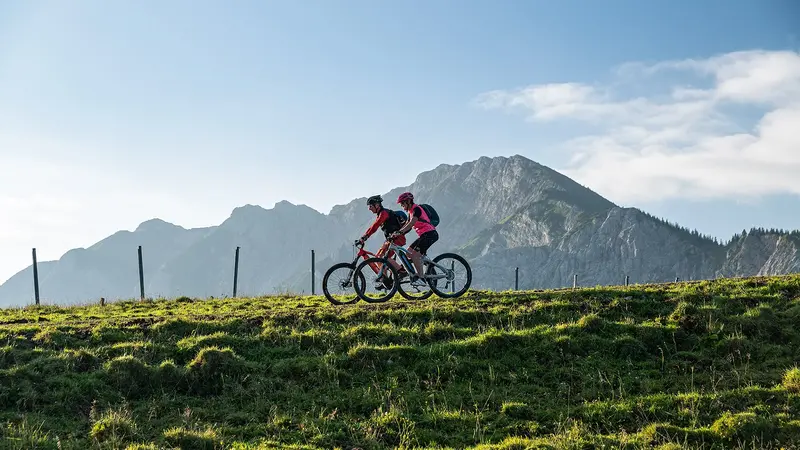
0, 275, 798, 448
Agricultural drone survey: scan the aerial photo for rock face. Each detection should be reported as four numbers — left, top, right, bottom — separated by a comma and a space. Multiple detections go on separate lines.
716, 231, 800, 278
1, 155, 798, 306
463, 206, 726, 290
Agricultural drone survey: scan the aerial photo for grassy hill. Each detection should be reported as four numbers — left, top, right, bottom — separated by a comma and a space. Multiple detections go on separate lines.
0, 275, 799, 449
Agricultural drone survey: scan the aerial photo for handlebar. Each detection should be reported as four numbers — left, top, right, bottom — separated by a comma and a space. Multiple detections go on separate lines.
354, 232, 405, 247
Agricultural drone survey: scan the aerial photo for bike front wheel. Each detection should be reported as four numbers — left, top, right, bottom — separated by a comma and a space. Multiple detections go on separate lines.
322, 262, 364, 305
397, 263, 436, 301
354, 257, 399, 303
427, 253, 472, 298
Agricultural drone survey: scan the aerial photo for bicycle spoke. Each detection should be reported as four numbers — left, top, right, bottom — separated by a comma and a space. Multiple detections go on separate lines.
397, 263, 435, 300
354, 257, 398, 303
322, 263, 363, 305
429, 253, 472, 298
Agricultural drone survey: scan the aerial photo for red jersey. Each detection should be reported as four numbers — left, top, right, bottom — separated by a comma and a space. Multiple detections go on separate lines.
364, 209, 407, 246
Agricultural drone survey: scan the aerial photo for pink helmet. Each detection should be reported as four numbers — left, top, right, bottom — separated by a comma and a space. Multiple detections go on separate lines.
397, 192, 414, 203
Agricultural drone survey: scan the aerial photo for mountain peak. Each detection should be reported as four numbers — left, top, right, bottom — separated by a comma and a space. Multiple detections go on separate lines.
135, 218, 181, 233
225, 201, 324, 228
272, 200, 323, 216
227, 204, 269, 223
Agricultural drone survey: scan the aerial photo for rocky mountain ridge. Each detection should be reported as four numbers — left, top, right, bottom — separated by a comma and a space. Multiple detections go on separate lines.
1, 155, 798, 307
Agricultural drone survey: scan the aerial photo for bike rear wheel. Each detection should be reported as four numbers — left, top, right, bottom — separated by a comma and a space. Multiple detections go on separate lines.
427, 253, 472, 298
322, 262, 364, 305
354, 257, 399, 303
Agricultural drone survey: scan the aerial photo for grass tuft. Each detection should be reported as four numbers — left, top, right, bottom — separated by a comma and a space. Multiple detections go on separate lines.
783, 365, 800, 393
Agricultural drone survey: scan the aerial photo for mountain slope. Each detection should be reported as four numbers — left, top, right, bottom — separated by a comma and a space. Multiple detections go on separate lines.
153, 201, 350, 299
328, 155, 616, 253
463, 206, 727, 290
0, 220, 213, 305
282, 154, 620, 290
717, 229, 800, 278
1, 154, 799, 306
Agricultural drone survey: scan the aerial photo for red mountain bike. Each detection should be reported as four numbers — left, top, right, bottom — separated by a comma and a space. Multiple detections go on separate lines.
322, 240, 411, 305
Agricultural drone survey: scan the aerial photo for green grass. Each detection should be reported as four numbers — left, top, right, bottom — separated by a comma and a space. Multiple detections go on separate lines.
0, 275, 799, 449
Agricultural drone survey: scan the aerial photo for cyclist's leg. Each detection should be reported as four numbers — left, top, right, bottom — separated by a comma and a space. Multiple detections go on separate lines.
374, 240, 401, 290
422, 230, 439, 256
378, 240, 403, 273
391, 234, 408, 274
375, 240, 388, 258
385, 248, 402, 272
407, 241, 426, 281
409, 231, 438, 279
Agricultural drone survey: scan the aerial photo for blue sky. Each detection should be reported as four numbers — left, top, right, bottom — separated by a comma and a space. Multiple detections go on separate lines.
1, 0, 799, 283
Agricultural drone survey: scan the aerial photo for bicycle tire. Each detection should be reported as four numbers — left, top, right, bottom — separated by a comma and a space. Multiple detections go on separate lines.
428, 253, 472, 298
322, 262, 364, 306
397, 263, 436, 301
354, 256, 399, 303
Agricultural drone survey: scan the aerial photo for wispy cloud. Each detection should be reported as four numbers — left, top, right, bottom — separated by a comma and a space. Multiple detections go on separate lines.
474, 49, 800, 204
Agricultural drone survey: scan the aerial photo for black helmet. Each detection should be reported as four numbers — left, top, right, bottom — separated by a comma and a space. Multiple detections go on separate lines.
367, 195, 383, 205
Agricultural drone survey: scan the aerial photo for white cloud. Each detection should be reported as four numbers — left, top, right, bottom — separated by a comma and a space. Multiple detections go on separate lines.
474, 49, 800, 204
474, 82, 600, 121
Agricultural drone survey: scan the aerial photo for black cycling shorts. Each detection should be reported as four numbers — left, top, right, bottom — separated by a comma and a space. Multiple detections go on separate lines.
410, 230, 438, 255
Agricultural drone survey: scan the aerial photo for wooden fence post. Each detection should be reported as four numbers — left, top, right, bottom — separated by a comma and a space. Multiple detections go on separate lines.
233, 246, 240, 297
138, 246, 145, 301
311, 250, 315, 295
32, 248, 40, 305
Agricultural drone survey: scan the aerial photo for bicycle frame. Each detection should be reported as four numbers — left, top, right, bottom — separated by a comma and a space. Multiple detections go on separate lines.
373, 238, 453, 283
352, 241, 403, 276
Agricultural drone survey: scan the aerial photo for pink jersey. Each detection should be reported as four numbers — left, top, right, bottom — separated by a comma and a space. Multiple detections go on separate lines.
411, 204, 436, 236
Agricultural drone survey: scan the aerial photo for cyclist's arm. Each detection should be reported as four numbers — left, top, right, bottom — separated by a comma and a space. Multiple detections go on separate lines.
362, 210, 388, 240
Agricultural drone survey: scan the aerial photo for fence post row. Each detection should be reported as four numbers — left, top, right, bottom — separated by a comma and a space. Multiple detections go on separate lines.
27, 246, 696, 304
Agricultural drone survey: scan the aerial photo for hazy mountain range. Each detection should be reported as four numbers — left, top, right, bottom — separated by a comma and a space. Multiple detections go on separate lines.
2, 154, 799, 307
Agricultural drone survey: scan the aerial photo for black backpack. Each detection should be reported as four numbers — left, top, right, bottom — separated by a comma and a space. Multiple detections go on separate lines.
380, 209, 408, 234
417, 204, 440, 227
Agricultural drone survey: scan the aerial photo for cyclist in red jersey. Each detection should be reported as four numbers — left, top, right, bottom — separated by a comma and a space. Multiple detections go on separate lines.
357, 195, 409, 277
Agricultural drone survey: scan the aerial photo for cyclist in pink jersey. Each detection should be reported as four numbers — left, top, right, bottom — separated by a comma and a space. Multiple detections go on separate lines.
390, 192, 439, 286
